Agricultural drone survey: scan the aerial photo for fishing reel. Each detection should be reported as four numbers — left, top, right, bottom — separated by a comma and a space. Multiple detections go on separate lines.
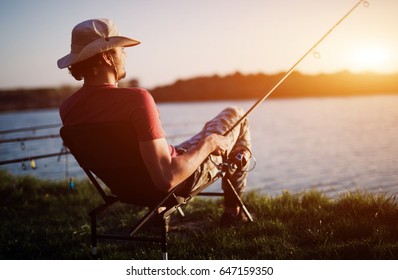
227, 146, 256, 174
211, 146, 256, 175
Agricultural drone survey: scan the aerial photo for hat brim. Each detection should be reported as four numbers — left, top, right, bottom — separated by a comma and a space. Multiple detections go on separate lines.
57, 36, 140, 69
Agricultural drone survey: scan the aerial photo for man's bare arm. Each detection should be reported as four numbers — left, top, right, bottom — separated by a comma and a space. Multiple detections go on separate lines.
139, 134, 228, 192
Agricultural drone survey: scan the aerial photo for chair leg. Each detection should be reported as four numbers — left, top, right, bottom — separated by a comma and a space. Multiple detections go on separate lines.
90, 214, 98, 256
225, 178, 254, 222
88, 199, 118, 257
161, 218, 168, 260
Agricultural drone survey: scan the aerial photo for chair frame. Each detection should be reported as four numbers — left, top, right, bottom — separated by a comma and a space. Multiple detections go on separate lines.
60, 123, 252, 260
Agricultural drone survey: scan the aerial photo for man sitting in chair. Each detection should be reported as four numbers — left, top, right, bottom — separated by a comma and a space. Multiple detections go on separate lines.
58, 18, 252, 224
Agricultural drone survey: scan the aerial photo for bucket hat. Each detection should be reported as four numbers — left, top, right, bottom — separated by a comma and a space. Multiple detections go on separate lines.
57, 18, 140, 69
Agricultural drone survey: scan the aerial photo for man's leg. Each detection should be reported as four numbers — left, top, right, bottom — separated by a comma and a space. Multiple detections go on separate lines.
175, 106, 251, 217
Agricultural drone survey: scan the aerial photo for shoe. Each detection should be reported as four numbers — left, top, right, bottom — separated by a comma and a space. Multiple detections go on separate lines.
146, 212, 171, 233
220, 210, 248, 225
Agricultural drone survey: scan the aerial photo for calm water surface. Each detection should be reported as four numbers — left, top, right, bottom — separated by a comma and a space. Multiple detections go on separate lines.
1, 94, 397, 197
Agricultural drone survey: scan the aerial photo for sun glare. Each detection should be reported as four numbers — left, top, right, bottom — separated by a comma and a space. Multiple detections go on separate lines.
353, 47, 390, 72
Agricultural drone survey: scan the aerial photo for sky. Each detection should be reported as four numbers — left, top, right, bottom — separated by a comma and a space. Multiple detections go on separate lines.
0, 0, 397, 90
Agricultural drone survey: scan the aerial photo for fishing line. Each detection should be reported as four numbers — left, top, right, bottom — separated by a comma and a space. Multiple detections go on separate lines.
224, 0, 368, 136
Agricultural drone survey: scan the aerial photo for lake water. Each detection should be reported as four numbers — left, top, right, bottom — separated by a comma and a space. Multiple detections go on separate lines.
1, 94, 397, 198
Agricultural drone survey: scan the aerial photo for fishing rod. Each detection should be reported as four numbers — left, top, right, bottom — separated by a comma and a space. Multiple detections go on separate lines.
0, 123, 61, 135
0, 134, 60, 144
224, 0, 368, 136
0, 151, 70, 166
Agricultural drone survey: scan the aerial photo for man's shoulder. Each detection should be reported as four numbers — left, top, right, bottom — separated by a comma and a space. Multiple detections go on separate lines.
117, 87, 152, 99
122, 87, 156, 105
119, 87, 149, 94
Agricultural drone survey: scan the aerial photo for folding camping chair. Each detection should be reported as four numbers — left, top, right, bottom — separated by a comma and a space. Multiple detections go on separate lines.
60, 122, 252, 259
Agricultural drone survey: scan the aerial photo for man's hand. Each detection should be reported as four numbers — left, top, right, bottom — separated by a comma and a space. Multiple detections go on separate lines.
206, 133, 230, 156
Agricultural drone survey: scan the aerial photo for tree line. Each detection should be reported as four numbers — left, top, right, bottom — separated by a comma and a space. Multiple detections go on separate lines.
150, 71, 398, 102
1, 71, 397, 111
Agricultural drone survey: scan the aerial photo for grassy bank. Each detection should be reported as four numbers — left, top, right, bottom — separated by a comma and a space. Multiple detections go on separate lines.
1, 170, 397, 260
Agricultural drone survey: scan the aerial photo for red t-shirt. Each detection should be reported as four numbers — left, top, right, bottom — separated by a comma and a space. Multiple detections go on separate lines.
60, 84, 176, 156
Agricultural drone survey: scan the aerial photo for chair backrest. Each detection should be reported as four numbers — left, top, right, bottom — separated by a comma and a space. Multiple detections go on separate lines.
60, 123, 168, 206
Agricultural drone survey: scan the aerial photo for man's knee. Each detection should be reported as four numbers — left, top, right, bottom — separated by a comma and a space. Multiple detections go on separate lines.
223, 106, 244, 118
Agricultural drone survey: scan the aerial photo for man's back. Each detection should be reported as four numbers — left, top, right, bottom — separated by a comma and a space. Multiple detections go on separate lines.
60, 85, 165, 140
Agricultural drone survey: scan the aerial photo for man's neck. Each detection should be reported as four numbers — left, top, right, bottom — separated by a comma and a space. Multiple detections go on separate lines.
84, 71, 117, 86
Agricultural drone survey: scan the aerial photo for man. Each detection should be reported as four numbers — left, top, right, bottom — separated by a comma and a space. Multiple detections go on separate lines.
58, 18, 252, 223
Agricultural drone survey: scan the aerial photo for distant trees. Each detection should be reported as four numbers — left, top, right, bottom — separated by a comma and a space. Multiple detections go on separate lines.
0, 87, 77, 112
1, 71, 397, 111
150, 71, 398, 102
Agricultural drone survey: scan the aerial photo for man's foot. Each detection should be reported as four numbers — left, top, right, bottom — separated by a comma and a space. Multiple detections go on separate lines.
220, 210, 248, 225
146, 209, 171, 233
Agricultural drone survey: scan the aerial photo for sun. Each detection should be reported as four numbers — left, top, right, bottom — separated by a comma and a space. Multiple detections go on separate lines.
352, 46, 390, 72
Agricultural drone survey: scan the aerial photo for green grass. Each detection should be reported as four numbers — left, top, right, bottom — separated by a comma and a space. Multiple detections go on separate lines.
1, 170, 398, 260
